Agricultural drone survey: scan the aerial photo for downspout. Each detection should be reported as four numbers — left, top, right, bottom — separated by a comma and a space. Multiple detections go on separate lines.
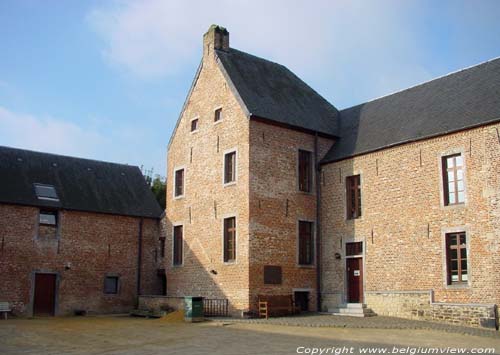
136, 218, 144, 306
314, 133, 322, 312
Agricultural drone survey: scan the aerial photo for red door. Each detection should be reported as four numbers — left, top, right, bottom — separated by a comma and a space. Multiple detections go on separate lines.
347, 258, 363, 303
33, 273, 56, 316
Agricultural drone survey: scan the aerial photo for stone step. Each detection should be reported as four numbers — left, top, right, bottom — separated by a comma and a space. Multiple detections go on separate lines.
330, 311, 376, 317
344, 303, 367, 309
327, 303, 376, 317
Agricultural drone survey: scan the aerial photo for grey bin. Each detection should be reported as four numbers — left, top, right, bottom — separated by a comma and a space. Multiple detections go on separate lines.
184, 296, 204, 322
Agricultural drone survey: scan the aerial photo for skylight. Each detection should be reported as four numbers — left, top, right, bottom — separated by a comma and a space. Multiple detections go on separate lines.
34, 183, 59, 201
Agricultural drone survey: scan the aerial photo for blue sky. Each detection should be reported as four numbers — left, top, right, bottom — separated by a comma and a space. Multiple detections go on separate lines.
1, 0, 499, 176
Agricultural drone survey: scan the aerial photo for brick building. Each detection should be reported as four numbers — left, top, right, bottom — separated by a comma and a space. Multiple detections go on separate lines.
0, 146, 164, 316
165, 25, 500, 327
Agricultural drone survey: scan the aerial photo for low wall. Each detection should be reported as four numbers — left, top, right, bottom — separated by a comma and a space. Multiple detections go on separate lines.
138, 295, 184, 312
365, 291, 497, 329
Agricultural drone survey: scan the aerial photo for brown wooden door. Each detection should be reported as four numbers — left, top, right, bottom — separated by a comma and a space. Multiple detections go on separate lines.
33, 273, 56, 316
347, 258, 363, 303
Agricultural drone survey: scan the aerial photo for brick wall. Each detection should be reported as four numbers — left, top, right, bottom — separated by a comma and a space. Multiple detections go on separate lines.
0, 203, 161, 316
164, 32, 251, 316
320, 123, 500, 327
248, 119, 334, 312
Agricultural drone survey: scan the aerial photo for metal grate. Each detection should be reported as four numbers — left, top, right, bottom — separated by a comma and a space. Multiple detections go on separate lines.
203, 298, 229, 317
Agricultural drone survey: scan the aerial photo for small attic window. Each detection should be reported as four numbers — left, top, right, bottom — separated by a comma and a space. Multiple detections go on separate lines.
34, 183, 59, 201
214, 108, 222, 122
190, 118, 199, 132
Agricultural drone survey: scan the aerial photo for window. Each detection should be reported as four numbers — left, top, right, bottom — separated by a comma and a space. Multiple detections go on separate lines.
264, 265, 282, 285
446, 232, 468, 285
214, 108, 222, 122
174, 168, 184, 197
298, 150, 312, 192
346, 175, 361, 219
34, 183, 59, 201
173, 226, 183, 266
104, 276, 119, 294
298, 221, 314, 265
39, 210, 57, 227
442, 154, 465, 205
190, 118, 199, 132
223, 217, 236, 262
159, 237, 165, 258
224, 151, 236, 185
346, 242, 363, 256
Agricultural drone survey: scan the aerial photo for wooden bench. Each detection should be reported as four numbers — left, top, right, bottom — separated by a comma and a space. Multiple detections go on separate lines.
258, 295, 299, 319
0, 302, 11, 320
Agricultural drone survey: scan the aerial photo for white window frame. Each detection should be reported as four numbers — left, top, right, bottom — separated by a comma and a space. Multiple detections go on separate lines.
189, 117, 199, 133
222, 148, 238, 187
221, 214, 237, 264
173, 166, 186, 199
296, 219, 315, 267
172, 223, 184, 267
296, 148, 314, 194
214, 106, 223, 125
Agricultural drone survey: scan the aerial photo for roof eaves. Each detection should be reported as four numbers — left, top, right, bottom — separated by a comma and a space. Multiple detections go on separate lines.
320, 116, 500, 165
167, 60, 204, 151
214, 49, 252, 119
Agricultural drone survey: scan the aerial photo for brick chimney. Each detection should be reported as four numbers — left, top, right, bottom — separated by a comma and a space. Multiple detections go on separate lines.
203, 25, 229, 57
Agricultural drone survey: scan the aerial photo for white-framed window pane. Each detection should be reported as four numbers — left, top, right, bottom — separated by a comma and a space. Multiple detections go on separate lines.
457, 191, 465, 203
447, 171, 455, 182
455, 155, 463, 166
457, 180, 464, 191
448, 182, 456, 193
449, 192, 456, 204
447, 157, 455, 168
457, 169, 463, 180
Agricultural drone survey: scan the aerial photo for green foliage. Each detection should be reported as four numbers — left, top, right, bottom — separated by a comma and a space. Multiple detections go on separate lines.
150, 175, 166, 210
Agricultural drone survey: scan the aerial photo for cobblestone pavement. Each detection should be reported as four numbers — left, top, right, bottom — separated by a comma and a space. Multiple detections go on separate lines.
1, 315, 500, 355
211, 313, 500, 338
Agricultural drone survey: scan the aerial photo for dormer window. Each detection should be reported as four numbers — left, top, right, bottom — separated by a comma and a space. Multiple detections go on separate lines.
34, 183, 59, 202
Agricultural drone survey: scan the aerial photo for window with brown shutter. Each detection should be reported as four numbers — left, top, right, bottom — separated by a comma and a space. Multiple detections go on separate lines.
346, 175, 361, 219
446, 232, 468, 285
223, 217, 236, 262
442, 154, 465, 206
224, 151, 236, 184
298, 221, 314, 265
298, 150, 312, 192
264, 265, 282, 284
174, 168, 184, 197
173, 225, 183, 266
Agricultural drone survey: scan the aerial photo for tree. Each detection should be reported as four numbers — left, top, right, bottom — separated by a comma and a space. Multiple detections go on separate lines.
150, 175, 166, 210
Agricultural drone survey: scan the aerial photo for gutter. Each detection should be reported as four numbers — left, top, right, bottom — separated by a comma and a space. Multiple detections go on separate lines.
136, 218, 144, 304
314, 133, 322, 311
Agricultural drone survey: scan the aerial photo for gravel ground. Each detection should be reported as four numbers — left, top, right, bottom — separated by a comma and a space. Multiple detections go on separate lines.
210, 313, 500, 338
1, 315, 499, 355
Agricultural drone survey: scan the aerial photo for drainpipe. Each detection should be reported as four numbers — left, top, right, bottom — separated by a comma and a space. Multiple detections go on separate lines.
136, 218, 144, 305
314, 133, 322, 312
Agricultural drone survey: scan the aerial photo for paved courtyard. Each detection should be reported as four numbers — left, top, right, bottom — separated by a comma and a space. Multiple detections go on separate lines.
1, 315, 499, 355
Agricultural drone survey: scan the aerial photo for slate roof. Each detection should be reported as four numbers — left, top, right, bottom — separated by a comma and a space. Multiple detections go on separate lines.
216, 48, 340, 136
0, 146, 163, 218
322, 57, 500, 164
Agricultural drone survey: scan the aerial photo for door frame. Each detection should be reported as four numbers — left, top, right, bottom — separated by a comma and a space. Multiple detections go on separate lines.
292, 288, 313, 312
342, 238, 366, 303
29, 270, 60, 317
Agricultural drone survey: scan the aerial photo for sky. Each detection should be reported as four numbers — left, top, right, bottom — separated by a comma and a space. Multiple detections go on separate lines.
1, 0, 499, 177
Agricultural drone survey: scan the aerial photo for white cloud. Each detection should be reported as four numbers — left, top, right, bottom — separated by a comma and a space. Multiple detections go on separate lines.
86, 0, 433, 104
0, 106, 165, 174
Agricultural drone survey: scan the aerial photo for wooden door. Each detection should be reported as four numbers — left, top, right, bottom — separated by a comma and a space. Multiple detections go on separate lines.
33, 273, 56, 316
347, 258, 363, 303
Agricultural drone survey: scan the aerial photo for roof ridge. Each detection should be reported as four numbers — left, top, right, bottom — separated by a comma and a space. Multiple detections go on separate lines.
0, 145, 138, 169
341, 56, 500, 111
217, 47, 288, 69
